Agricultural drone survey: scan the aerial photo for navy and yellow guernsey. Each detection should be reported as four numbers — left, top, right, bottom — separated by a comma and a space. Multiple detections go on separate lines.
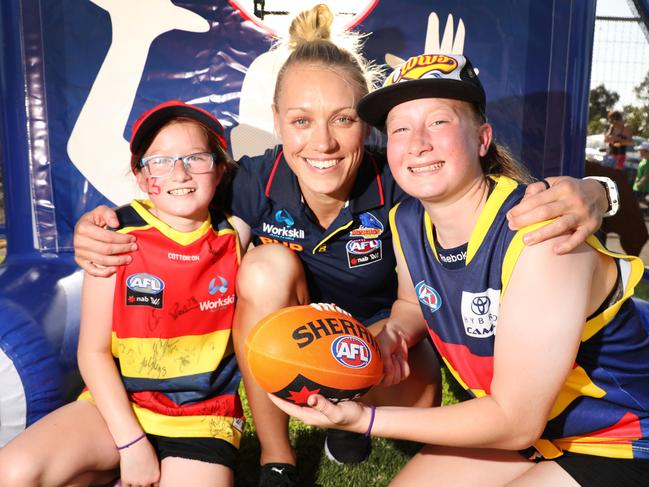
79, 200, 244, 447
390, 175, 649, 460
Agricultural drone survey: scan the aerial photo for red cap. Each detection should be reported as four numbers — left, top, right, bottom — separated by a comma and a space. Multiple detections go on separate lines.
130, 100, 227, 155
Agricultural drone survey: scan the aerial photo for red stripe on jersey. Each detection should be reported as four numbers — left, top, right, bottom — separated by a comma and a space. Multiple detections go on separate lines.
427, 325, 494, 393
264, 151, 283, 197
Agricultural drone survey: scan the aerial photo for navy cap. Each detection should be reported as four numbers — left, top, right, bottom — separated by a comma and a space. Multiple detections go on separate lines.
357, 54, 485, 129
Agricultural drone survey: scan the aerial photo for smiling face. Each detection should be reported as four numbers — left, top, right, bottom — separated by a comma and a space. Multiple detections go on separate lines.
385, 98, 491, 204
136, 121, 223, 231
273, 64, 368, 205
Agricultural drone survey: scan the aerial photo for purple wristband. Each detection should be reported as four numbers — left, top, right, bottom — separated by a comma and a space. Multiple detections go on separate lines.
364, 405, 376, 437
116, 432, 146, 451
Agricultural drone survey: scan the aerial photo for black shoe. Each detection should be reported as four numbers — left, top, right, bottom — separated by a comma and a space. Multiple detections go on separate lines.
258, 463, 299, 487
324, 428, 371, 464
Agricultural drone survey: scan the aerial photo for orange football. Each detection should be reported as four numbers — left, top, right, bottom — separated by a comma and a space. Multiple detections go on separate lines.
245, 303, 383, 404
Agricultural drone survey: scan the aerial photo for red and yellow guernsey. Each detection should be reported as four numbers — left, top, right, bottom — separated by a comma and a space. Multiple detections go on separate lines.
80, 200, 244, 446
390, 176, 649, 460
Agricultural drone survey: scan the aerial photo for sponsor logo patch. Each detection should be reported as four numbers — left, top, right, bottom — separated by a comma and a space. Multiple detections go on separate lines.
275, 209, 295, 227
261, 222, 305, 241
331, 335, 371, 369
461, 289, 500, 338
415, 281, 441, 313
209, 276, 228, 295
126, 273, 164, 308
167, 252, 200, 262
347, 239, 382, 268
386, 54, 459, 85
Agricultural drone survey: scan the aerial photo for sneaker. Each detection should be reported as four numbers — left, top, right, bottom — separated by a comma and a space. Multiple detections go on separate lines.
258, 463, 299, 487
324, 428, 371, 464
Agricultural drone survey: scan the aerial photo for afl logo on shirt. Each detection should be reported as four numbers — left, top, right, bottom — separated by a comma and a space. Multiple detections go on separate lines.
415, 281, 442, 313
126, 273, 164, 309
346, 239, 382, 268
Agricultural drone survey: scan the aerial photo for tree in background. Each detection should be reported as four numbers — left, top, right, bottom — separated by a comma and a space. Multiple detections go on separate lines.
626, 70, 649, 139
588, 84, 620, 134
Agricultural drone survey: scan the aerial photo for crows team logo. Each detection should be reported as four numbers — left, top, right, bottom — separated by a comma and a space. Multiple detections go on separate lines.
331, 335, 371, 369
415, 281, 442, 313
386, 54, 459, 86
350, 212, 384, 239
126, 273, 164, 308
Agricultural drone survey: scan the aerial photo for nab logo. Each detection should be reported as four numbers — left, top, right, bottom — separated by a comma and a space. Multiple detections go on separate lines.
331, 336, 371, 369
209, 276, 228, 295
275, 209, 294, 228
415, 281, 441, 313
126, 273, 164, 294
346, 239, 380, 255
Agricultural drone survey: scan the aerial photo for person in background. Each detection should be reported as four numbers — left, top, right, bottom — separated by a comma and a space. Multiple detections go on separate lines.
633, 140, 649, 209
72, 5, 615, 486
605, 110, 634, 170
0, 101, 243, 487
270, 52, 649, 487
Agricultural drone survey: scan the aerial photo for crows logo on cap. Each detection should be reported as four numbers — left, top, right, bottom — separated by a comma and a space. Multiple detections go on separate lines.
386, 54, 459, 86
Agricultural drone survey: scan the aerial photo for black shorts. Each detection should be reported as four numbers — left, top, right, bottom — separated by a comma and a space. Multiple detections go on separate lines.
546, 451, 649, 486
146, 434, 238, 469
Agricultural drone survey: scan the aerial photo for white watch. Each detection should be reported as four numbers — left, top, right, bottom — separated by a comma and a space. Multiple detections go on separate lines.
584, 176, 620, 218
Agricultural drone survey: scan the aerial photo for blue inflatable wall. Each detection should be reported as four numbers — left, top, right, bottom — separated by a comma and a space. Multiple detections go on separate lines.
0, 0, 599, 444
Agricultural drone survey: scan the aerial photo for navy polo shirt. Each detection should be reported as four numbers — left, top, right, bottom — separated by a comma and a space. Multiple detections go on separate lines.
231, 146, 405, 324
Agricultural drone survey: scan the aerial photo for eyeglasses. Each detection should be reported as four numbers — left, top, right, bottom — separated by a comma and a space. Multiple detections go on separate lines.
140, 152, 216, 177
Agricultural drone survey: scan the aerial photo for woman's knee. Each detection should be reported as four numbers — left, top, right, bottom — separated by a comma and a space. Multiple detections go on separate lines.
237, 244, 307, 303
0, 450, 41, 487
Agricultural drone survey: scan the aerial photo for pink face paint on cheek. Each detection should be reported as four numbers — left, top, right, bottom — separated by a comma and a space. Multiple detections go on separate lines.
147, 177, 162, 195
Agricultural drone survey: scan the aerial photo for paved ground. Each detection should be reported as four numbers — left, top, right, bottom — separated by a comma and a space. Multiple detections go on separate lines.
605, 209, 649, 266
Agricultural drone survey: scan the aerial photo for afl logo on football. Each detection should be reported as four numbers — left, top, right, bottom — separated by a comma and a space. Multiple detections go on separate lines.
415, 281, 442, 313
126, 273, 165, 294
331, 335, 371, 369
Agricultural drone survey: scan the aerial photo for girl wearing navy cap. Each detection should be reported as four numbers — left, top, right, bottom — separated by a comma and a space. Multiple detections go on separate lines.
270, 53, 649, 486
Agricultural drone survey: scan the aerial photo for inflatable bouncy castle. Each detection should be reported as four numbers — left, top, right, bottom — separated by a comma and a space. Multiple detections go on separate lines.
1, 0, 647, 445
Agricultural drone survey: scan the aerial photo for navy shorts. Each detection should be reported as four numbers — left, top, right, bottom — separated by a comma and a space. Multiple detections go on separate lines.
146, 434, 238, 469
538, 451, 649, 486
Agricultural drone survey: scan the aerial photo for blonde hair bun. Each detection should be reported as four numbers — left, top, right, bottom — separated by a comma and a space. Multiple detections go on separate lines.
288, 4, 334, 48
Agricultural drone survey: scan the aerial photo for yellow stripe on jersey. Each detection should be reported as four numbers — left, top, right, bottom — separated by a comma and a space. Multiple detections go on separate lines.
123, 200, 237, 245
441, 356, 487, 398
77, 390, 243, 446
389, 203, 413, 279
466, 176, 518, 264
111, 329, 233, 379
131, 402, 243, 446
313, 220, 355, 254
554, 436, 635, 459
581, 237, 643, 341
500, 220, 550, 299
502, 226, 643, 340
547, 364, 607, 420
423, 211, 438, 261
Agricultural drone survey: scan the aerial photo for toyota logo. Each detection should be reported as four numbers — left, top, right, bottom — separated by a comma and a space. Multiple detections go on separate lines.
471, 296, 490, 315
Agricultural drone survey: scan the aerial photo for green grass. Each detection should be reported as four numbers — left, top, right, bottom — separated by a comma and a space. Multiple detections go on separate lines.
234, 366, 468, 486
635, 280, 649, 300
